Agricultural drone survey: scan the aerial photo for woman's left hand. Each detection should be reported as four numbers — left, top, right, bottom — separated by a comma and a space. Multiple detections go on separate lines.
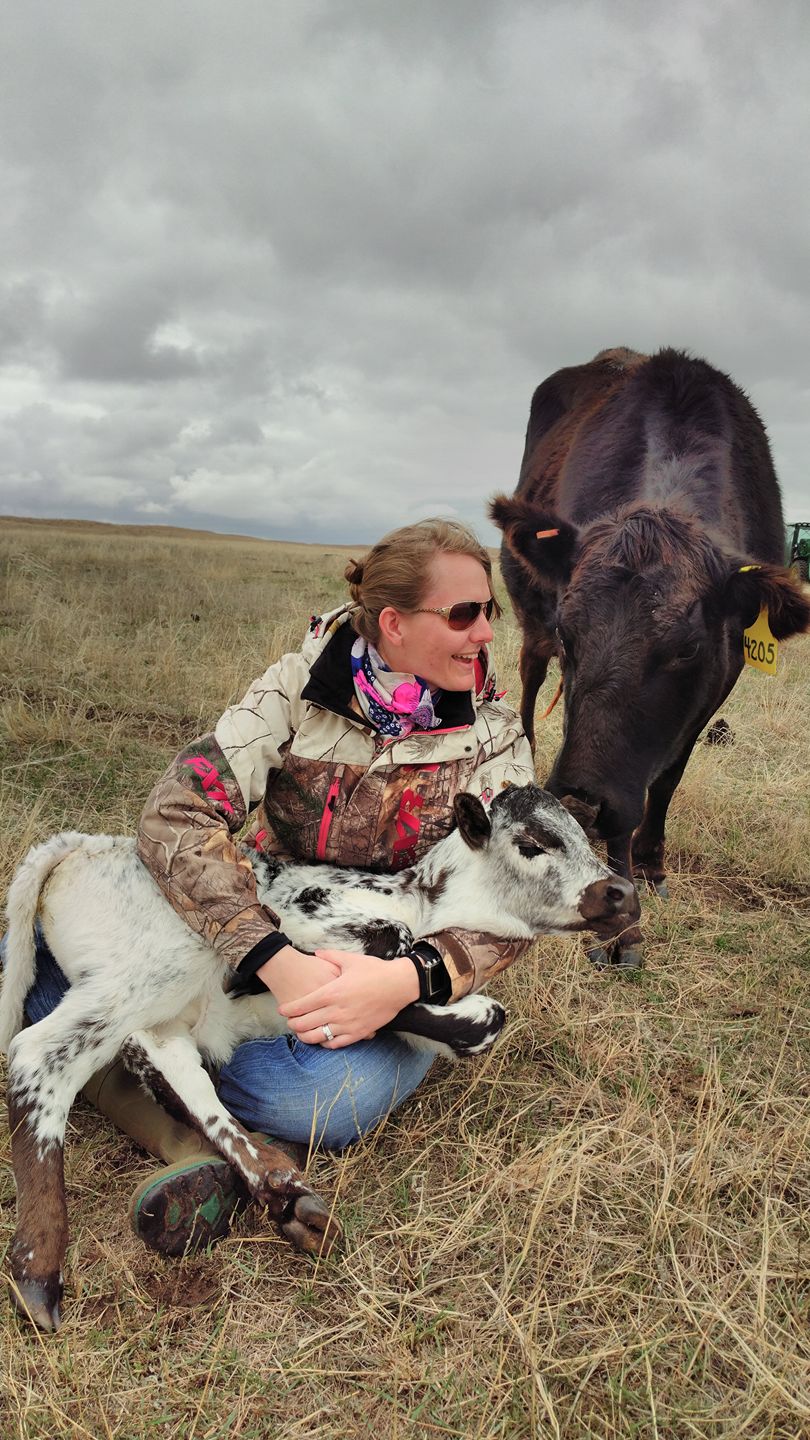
277, 950, 420, 1048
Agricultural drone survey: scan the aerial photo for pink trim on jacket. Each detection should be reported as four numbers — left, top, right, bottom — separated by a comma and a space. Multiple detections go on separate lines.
316, 776, 341, 860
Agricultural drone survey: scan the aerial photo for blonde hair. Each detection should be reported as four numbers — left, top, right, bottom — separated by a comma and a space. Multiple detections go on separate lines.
344, 517, 501, 644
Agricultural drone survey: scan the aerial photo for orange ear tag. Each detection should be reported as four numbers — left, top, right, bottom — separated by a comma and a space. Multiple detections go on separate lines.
535, 528, 560, 539
743, 607, 778, 674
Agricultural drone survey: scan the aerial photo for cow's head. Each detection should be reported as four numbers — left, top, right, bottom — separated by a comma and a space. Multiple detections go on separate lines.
491, 494, 810, 846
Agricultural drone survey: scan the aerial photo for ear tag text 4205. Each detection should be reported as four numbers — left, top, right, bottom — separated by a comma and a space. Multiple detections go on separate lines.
738, 565, 778, 674
743, 607, 778, 674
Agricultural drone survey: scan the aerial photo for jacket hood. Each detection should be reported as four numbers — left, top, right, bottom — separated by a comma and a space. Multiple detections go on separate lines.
300, 604, 357, 667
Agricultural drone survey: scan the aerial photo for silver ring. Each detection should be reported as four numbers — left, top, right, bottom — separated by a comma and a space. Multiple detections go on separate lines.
322, 1023, 334, 1042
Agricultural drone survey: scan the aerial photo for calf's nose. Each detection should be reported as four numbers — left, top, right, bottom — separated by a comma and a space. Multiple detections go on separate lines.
578, 876, 639, 924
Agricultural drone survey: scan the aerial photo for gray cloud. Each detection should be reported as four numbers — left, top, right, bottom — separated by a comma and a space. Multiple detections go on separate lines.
0, 0, 808, 545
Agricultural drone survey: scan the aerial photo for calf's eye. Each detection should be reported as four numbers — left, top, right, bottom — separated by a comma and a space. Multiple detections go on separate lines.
518, 843, 547, 860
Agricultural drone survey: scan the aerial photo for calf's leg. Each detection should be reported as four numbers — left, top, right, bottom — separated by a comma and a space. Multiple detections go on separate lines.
6, 1004, 127, 1332
83, 1055, 222, 1163
122, 1031, 341, 1257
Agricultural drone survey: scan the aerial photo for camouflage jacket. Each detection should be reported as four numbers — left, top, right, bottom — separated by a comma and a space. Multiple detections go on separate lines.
136, 606, 536, 1001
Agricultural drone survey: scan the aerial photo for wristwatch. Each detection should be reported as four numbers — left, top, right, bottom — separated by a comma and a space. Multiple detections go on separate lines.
410, 941, 452, 1005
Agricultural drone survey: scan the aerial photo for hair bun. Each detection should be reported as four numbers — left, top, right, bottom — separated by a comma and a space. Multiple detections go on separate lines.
344, 556, 365, 602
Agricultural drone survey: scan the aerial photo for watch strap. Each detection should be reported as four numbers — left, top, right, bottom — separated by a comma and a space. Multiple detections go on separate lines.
410, 941, 452, 1005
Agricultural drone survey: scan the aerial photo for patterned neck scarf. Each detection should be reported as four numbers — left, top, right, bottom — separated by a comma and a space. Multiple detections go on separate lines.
350, 636, 442, 737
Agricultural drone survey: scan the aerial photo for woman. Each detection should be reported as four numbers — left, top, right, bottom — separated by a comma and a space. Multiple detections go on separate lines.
24, 518, 535, 1256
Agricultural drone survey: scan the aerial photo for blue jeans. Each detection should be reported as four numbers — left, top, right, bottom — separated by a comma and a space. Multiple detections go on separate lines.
15, 933, 434, 1152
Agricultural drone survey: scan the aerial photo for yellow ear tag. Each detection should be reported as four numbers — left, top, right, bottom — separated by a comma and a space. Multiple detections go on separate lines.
743, 607, 778, 674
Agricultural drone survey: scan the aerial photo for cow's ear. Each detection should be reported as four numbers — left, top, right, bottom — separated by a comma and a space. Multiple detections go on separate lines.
489, 495, 579, 588
453, 792, 491, 850
723, 563, 810, 640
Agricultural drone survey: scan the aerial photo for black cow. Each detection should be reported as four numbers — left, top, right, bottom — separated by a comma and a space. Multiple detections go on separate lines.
491, 347, 809, 965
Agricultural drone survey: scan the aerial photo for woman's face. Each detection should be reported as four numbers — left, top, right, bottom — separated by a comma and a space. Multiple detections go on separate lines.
377, 552, 495, 691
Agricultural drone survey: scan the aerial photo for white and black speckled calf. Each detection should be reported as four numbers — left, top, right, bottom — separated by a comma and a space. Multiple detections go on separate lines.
0, 784, 636, 1332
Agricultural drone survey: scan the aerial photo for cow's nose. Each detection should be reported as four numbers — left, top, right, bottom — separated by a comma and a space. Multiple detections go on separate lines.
578, 876, 639, 923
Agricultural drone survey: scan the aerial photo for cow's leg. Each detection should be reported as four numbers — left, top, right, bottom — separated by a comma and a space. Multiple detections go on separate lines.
587, 833, 645, 970
589, 730, 701, 968
632, 732, 702, 899
121, 1031, 341, 1257
519, 644, 549, 750
6, 1003, 126, 1332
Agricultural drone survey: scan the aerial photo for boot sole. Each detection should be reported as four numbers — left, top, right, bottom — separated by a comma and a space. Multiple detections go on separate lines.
129, 1156, 250, 1258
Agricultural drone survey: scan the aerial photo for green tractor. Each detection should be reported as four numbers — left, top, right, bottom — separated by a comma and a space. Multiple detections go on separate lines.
785, 521, 810, 584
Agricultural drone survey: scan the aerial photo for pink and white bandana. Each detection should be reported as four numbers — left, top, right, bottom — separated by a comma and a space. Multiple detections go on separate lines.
350, 636, 442, 737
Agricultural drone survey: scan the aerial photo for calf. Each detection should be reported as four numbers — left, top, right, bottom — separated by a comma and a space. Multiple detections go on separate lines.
0, 784, 635, 1332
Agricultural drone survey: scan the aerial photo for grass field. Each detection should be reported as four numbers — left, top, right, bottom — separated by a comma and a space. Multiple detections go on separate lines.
0, 514, 808, 1440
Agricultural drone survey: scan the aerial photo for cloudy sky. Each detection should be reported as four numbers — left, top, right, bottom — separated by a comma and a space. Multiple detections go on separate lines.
1, 0, 808, 545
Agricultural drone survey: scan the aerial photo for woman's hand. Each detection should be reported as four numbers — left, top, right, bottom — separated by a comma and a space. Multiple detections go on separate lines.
256, 945, 340, 1007
277, 950, 420, 1048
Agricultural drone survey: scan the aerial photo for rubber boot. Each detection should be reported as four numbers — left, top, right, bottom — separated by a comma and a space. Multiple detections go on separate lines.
81, 1057, 218, 1164
81, 1057, 306, 1258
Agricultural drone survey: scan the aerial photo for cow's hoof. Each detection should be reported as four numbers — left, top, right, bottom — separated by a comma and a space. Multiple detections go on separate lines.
637, 873, 669, 898
613, 945, 645, 970
9, 1274, 62, 1333
587, 942, 644, 970
278, 1188, 342, 1257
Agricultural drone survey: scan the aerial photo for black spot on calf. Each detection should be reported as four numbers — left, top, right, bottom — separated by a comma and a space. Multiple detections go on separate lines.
359, 921, 415, 958
296, 886, 329, 915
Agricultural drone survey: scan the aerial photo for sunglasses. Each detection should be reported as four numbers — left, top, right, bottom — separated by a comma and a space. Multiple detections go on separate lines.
413, 598, 496, 630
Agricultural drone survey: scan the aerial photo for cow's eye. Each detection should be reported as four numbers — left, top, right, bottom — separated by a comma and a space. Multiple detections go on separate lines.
669, 641, 702, 668
518, 842, 547, 859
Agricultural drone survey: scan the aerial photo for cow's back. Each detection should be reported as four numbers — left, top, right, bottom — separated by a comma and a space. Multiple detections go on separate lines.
517, 347, 785, 562
517, 348, 648, 508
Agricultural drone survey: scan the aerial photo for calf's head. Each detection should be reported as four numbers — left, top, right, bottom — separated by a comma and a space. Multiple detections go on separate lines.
492, 497, 810, 845
453, 785, 639, 940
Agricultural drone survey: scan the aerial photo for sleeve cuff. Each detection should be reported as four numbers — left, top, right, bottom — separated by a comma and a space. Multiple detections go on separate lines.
227, 930, 293, 995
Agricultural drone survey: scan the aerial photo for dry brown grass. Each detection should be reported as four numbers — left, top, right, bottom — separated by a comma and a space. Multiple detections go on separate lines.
0, 515, 808, 1440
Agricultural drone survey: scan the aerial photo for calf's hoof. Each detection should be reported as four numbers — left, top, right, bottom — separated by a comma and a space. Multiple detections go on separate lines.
9, 1272, 63, 1333
276, 1185, 342, 1257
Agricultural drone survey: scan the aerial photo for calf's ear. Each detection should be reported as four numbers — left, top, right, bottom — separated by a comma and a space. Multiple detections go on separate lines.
489, 496, 579, 589
723, 563, 810, 640
453, 793, 492, 850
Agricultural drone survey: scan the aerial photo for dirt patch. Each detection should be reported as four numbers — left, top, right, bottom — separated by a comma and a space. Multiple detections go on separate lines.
6, 684, 200, 746
82, 699, 201, 745
80, 1292, 123, 1327
665, 1057, 705, 1107
670, 850, 810, 912
139, 1256, 223, 1310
